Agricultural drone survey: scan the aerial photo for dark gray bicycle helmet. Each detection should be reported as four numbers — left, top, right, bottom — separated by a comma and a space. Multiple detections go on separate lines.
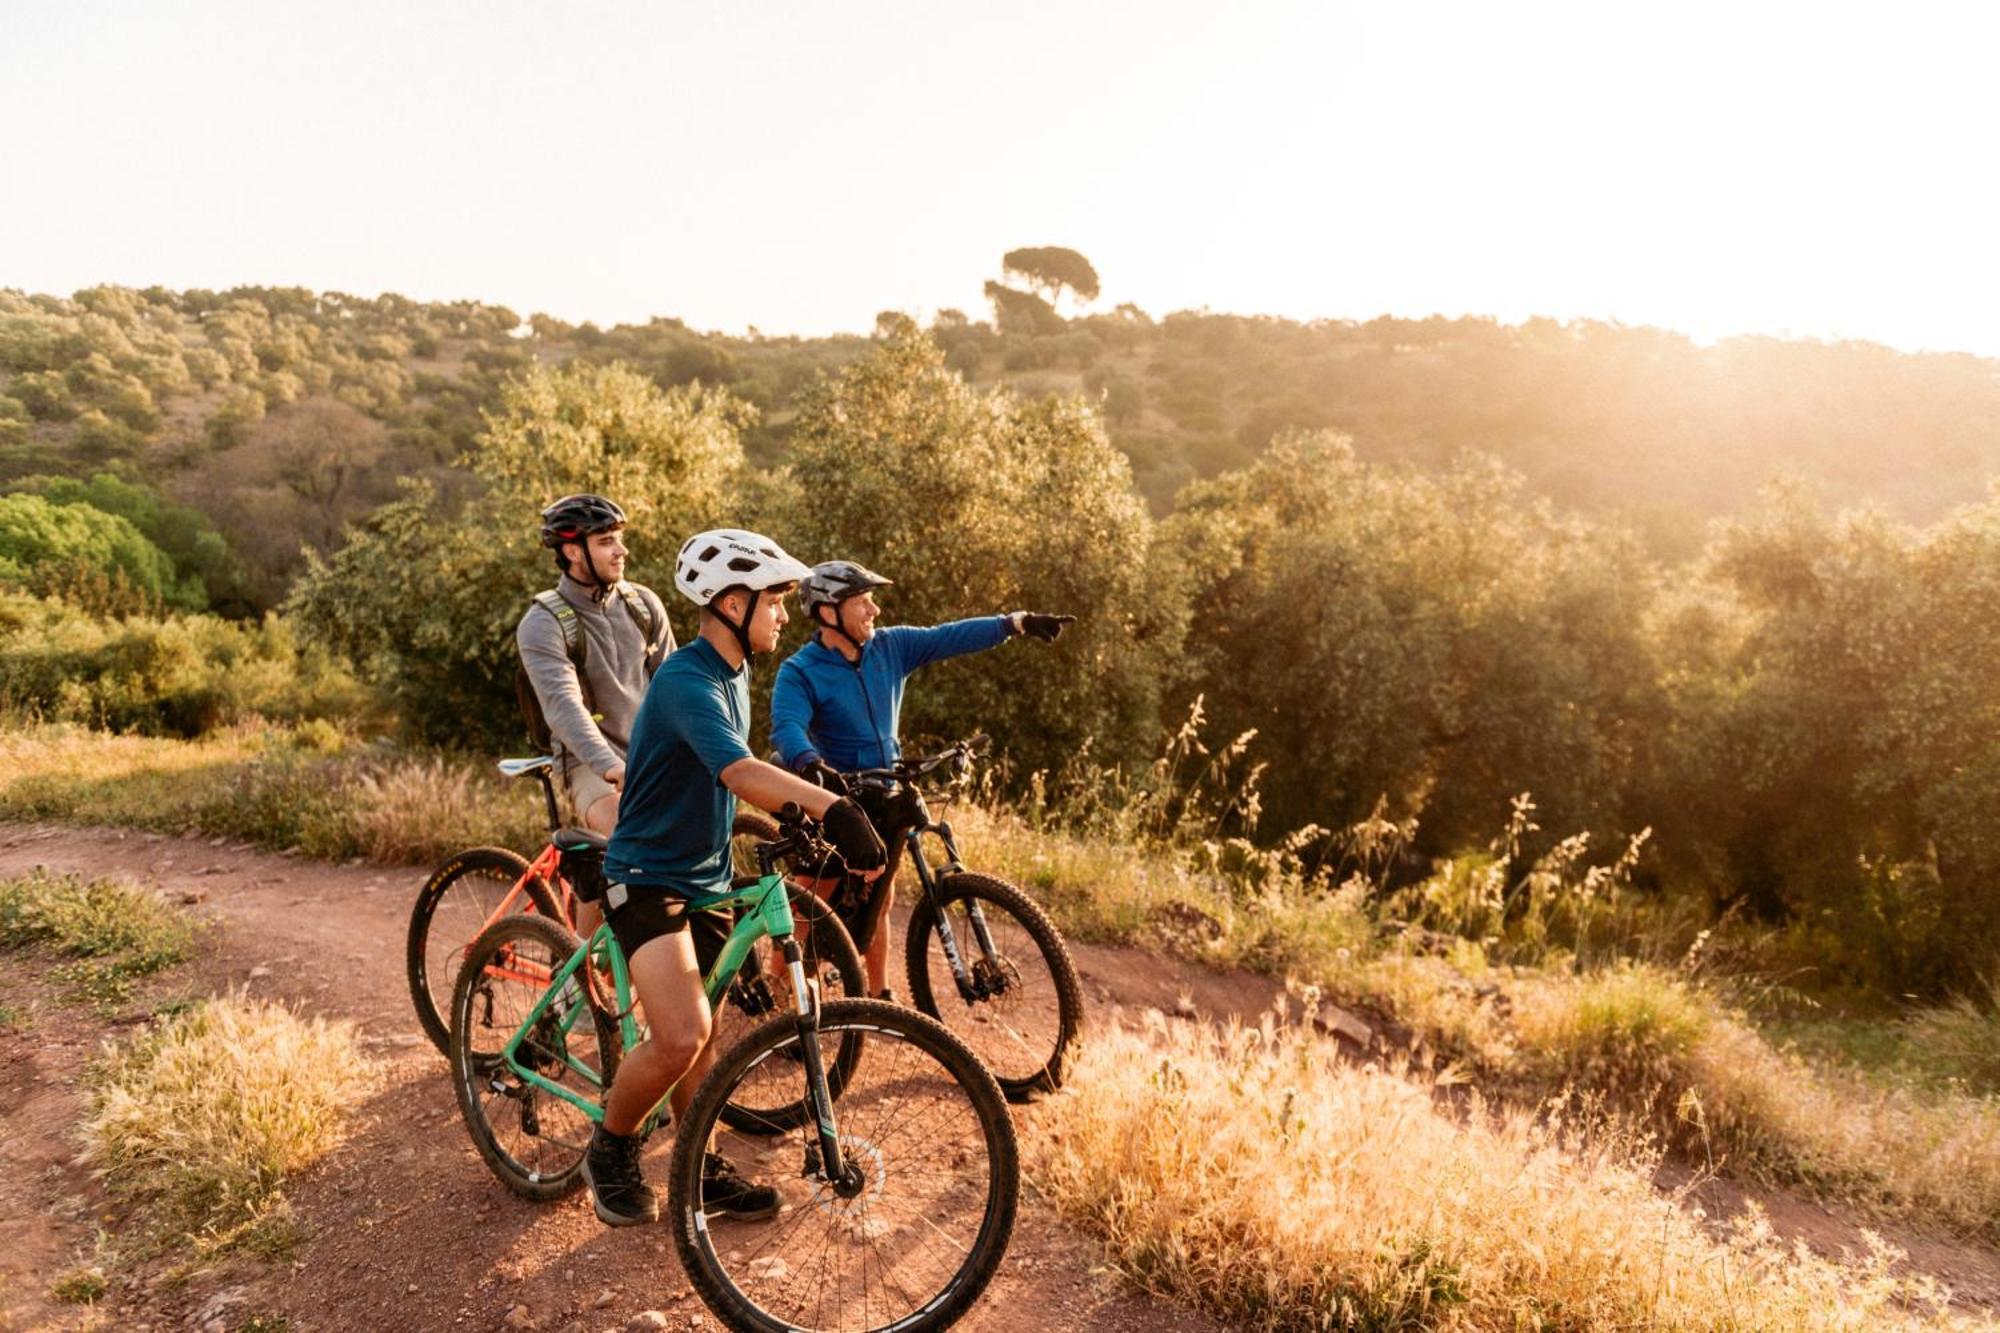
541, 494, 628, 585
799, 560, 893, 618
540, 494, 627, 549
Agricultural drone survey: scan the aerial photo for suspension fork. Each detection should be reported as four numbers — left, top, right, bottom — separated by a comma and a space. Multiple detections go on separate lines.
908, 823, 1001, 999
783, 935, 863, 1196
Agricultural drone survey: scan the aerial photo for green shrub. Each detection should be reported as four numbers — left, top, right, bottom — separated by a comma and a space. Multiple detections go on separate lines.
0, 593, 365, 735
288, 360, 749, 747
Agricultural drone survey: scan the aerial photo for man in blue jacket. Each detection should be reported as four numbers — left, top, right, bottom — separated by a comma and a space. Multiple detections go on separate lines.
770, 559, 1072, 993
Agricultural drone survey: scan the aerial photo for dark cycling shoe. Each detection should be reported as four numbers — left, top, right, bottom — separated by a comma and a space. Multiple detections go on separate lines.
582, 1125, 658, 1227
702, 1151, 782, 1221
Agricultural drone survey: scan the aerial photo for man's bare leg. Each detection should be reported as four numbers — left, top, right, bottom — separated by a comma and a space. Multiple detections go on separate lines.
603, 928, 707, 1135
572, 790, 620, 937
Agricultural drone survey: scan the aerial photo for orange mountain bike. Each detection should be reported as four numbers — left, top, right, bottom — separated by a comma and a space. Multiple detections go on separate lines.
406, 755, 862, 1059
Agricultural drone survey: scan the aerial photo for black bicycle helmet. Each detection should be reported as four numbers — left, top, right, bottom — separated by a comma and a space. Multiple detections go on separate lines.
799, 560, 893, 618
539, 494, 627, 549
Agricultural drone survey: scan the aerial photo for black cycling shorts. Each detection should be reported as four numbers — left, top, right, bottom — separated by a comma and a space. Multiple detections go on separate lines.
604, 882, 728, 973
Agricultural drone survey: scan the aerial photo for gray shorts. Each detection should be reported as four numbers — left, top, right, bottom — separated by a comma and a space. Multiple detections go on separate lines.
562, 755, 619, 823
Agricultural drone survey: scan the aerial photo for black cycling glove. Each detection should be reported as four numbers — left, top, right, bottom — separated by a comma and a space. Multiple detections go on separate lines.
801, 759, 849, 796
820, 796, 886, 872
1019, 612, 1076, 643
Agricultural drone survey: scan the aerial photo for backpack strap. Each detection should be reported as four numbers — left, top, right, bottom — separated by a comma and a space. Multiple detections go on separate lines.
530, 589, 592, 717
614, 583, 665, 662
531, 589, 586, 664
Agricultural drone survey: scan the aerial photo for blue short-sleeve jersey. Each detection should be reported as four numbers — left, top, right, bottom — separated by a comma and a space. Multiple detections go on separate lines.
605, 637, 754, 896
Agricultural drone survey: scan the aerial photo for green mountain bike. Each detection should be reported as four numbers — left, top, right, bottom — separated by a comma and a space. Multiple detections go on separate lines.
447, 805, 1019, 1333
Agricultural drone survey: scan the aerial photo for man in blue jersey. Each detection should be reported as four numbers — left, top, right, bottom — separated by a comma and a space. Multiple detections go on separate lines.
770, 559, 1072, 993
586, 530, 888, 1229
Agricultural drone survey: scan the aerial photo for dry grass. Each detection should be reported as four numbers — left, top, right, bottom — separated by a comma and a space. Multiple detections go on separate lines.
1030, 1012, 1987, 1332
80, 993, 375, 1262
1902, 989, 2000, 1095
1505, 965, 2000, 1239
0, 869, 193, 1009
0, 722, 540, 863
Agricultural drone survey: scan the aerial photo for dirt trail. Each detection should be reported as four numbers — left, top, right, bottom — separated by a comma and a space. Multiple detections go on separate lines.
4, 822, 1998, 1330
0, 824, 1238, 1333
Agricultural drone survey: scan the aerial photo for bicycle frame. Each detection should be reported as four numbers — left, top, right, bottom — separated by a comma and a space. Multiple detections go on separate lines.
846, 770, 1007, 1004
476, 868, 855, 1175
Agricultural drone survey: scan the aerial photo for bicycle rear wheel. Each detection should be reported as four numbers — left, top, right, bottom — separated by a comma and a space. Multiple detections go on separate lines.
409, 846, 562, 1055
668, 999, 1017, 1333
450, 913, 620, 1201
903, 872, 1084, 1102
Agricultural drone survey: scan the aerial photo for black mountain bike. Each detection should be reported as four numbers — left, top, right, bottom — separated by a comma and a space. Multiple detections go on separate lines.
828, 735, 1085, 1103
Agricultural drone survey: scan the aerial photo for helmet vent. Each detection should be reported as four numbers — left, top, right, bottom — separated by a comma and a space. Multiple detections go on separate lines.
725, 556, 761, 573
698, 545, 721, 563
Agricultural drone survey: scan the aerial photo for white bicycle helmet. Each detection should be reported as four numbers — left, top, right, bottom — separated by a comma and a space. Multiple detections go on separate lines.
674, 528, 812, 607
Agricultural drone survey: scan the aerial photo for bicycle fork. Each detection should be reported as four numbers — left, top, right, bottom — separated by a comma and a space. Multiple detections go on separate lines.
782, 935, 868, 1199
907, 826, 1004, 1002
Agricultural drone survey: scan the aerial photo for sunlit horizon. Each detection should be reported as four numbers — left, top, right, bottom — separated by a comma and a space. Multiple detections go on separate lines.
6, 1, 1997, 357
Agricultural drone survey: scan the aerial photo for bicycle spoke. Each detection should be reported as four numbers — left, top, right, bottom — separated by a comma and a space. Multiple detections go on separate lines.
672, 1002, 1016, 1333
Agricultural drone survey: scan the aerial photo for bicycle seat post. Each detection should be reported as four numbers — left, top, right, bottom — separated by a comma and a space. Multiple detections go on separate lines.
535, 766, 562, 833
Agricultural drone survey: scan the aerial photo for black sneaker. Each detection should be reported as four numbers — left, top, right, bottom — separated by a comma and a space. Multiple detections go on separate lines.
702, 1151, 781, 1221
582, 1125, 658, 1227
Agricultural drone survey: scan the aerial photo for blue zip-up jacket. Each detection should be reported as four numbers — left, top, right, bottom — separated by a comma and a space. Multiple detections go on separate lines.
771, 617, 1012, 772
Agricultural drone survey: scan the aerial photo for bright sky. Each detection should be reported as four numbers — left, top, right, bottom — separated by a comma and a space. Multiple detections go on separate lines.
5, 1, 1997, 354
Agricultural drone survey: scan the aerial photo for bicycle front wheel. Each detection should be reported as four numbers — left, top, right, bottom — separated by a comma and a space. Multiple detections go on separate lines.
450, 913, 620, 1202
903, 872, 1084, 1102
668, 999, 1017, 1333
409, 846, 562, 1055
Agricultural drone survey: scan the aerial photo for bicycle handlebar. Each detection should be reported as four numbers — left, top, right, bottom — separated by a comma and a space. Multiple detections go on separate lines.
756, 801, 836, 876
843, 734, 990, 792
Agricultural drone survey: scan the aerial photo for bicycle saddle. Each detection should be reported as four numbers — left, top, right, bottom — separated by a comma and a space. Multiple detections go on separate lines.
553, 827, 607, 853
498, 756, 556, 778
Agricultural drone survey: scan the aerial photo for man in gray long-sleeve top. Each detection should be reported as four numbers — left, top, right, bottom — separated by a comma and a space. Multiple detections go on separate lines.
517, 494, 674, 833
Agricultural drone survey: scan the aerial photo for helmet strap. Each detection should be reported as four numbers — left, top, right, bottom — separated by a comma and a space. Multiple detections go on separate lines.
717, 588, 762, 663
815, 601, 865, 658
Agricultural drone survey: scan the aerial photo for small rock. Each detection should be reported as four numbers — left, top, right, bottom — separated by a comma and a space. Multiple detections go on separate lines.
203, 1320, 226, 1333
247, 965, 272, 980
195, 1287, 248, 1324
503, 1305, 536, 1331
407, 1282, 419, 1293
592, 1289, 618, 1310
1310, 1000, 1375, 1049
199, 864, 226, 876
626, 1314, 669, 1332
176, 889, 207, 905
208, 835, 228, 847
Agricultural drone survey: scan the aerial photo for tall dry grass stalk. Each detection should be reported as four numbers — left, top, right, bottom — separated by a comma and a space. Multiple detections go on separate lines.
81, 993, 375, 1260
1031, 1013, 1983, 1332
